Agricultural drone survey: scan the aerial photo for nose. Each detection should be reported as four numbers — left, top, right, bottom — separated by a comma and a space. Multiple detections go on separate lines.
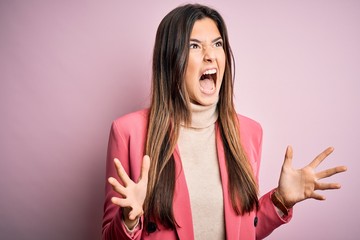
203, 46, 216, 63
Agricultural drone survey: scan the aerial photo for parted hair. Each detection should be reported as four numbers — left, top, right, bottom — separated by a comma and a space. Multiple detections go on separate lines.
144, 3, 259, 229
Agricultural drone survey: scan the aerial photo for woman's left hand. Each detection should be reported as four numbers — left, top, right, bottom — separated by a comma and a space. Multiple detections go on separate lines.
276, 146, 347, 209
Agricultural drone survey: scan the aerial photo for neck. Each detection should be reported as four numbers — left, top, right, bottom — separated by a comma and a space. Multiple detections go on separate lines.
183, 101, 218, 129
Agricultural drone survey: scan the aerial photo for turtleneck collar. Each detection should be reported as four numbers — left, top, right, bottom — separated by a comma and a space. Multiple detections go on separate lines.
182, 101, 218, 129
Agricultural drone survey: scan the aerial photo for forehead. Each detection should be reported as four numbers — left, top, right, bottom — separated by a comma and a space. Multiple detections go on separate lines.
190, 17, 221, 39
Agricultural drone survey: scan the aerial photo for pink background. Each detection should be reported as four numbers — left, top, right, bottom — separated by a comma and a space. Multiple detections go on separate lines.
1, 1, 359, 239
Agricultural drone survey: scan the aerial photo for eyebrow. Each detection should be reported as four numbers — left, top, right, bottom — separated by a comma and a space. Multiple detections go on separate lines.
189, 36, 223, 43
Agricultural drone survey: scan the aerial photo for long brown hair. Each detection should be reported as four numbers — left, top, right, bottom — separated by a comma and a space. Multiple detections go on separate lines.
144, 4, 259, 229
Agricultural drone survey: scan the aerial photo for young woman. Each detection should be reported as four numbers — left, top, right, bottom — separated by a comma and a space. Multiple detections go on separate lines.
102, 4, 346, 240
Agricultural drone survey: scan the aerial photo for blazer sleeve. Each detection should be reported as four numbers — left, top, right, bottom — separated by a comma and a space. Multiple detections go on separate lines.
256, 189, 293, 239
101, 121, 144, 240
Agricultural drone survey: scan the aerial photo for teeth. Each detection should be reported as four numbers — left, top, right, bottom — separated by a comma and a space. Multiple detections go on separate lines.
202, 69, 217, 75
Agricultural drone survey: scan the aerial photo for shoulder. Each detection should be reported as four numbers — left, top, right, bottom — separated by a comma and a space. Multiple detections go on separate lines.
238, 114, 263, 158
113, 109, 149, 127
236, 114, 263, 137
236, 114, 263, 167
111, 109, 149, 138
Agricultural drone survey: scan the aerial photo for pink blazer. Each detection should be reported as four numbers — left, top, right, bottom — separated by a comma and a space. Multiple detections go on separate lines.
102, 109, 292, 240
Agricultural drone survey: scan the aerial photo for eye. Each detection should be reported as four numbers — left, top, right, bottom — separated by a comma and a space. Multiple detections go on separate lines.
189, 43, 200, 49
214, 40, 223, 48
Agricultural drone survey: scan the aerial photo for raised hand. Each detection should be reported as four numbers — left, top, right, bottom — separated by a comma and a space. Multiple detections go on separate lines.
276, 146, 347, 209
108, 155, 150, 228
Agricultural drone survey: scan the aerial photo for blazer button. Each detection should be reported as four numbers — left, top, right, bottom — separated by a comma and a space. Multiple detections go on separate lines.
147, 222, 157, 233
254, 216, 258, 227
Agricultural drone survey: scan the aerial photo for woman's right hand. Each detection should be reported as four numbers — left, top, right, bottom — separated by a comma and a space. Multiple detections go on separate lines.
108, 155, 150, 229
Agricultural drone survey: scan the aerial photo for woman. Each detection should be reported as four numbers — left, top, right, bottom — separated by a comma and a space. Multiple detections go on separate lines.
102, 4, 346, 240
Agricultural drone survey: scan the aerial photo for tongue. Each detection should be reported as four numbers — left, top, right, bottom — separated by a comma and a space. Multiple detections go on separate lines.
200, 78, 215, 91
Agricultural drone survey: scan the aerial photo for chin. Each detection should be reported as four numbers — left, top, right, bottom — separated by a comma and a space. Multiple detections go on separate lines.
196, 96, 219, 106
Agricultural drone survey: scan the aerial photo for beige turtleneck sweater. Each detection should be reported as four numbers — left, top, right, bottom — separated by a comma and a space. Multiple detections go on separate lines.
177, 102, 225, 240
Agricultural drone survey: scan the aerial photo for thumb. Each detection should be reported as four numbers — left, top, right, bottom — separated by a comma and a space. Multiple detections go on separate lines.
282, 145, 293, 169
139, 155, 150, 183
129, 206, 144, 221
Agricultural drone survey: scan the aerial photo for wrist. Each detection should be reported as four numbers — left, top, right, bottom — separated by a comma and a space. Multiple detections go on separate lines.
271, 189, 292, 216
123, 217, 139, 230
122, 208, 139, 230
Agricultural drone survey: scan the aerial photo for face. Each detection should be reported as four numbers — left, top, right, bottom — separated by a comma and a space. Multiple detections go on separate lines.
184, 17, 226, 106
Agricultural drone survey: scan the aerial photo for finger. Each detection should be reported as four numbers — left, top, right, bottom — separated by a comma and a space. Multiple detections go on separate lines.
282, 145, 293, 169
315, 182, 341, 191
310, 192, 326, 201
139, 155, 150, 183
114, 158, 132, 186
111, 197, 130, 207
316, 165, 347, 179
108, 177, 126, 196
309, 147, 334, 169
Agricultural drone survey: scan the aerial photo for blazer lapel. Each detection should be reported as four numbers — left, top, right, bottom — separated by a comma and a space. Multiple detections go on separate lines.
172, 146, 195, 240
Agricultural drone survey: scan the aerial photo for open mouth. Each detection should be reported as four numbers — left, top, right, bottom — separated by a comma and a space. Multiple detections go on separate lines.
199, 69, 217, 94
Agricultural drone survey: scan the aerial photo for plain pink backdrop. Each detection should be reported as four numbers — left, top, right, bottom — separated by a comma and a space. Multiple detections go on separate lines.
1, 1, 359, 239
